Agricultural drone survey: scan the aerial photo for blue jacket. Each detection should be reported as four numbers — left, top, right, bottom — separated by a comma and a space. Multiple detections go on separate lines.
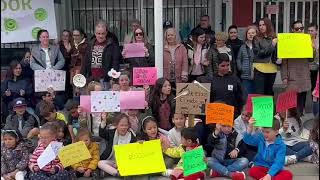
243, 132, 285, 177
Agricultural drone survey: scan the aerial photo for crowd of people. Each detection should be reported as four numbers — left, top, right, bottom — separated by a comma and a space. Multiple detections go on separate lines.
1, 14, 319, 180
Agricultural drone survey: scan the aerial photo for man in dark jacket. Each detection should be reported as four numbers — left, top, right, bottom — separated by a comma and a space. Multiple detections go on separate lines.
191, 15, 215, 46
81, 20, 122, 89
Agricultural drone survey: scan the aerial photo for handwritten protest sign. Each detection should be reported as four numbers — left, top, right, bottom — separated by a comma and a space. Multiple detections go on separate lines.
176, 83, 211, 115
206, 103, 235, 126
114, 140, 166, 176
278, 33, 313, 58
276, 91, 297, 113
246, 94, 264, 113
34, 70, 66, 92
58, 141, 91, 167
124, 43, 145, 58
120, 91, 145, 109
133, 67, 157, 85
80, 95, 91, 113
183, 146, 207, 176
252, 96, 274, 127
91, 91, 120, 112
37, 141, 63, 169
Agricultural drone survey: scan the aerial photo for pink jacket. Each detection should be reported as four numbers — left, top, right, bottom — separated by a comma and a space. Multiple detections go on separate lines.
314, 72, 319, 98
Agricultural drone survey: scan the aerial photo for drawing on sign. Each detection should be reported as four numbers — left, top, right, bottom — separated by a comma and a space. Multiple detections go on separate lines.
91, 91, 120, 112
34, 70, 66, 92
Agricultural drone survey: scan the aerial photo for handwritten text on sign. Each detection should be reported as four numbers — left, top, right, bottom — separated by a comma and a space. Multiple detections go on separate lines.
183, 146, 207, 176
34, 70, 66, 92
252, 96, 274, 127
206, 103, 235, 126
176, 83, 211, 115
58, 141, 91, 167
278, 33, 313, 58
133, 67, 157, 85
114, 140, 166, 176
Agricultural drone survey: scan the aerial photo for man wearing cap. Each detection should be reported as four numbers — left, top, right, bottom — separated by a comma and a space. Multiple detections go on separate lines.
3, 98, 37, 139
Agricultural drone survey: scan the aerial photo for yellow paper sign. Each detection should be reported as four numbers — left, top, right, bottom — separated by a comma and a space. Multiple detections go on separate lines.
278, 33, 313, 58
206, 103, 235, 126
58, 141, 91, 167
114, 139, 166, 176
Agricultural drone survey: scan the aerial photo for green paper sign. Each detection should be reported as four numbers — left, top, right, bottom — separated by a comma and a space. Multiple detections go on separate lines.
252, 96, 274, 127
182, 146, 207, 176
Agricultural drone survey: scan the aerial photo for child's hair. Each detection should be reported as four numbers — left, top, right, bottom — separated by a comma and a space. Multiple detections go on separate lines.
1, 129, 22, 141
64, 99, 79, 111
40, 102, 56, 118
113, 113, 130, 127
37, 91, 51, 99
52, 120, 70, 140
138, 116, 158, 140
264, 117, 281, 131
181, 127, 198, 143
173, 113, 187, 119
310, 117, 319, 142
288, 107, 302, 130
87, 81, 102, 94
76, 128, 92, 142
119, 71, 131, 80
40, 122, 58, 135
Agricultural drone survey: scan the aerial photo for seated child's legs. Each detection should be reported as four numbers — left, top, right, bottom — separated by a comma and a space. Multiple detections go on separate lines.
164, 155, 179, 169
98, 160, 118, 176
286, 141, 312, 161
273, 170, 293, 180
184, 172, 205, 180
50, 170, 70, 179
249, 166, 269, 180
225, 158, 249, 173
29, 172, 50, 179
208, 157, 238, 177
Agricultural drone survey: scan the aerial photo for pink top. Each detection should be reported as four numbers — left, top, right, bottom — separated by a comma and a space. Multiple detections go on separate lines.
314, 72, 319, 98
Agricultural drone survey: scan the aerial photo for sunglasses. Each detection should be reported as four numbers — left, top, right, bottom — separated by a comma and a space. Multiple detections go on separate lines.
135, 32, 144, 37
2, 129, 19, 137
294, 27, 304, 31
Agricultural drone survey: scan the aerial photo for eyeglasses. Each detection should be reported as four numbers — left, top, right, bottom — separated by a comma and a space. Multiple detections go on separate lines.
1, 129, 19, 137
135, 32, 143, 37
294, 27, 304, 31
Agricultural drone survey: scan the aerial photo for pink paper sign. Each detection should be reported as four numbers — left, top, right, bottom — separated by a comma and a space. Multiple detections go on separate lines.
120, 91, 145, 110
246, 94, 264, 113
124, 43, 145, 58
80, 95, 91, 112
133, 67, 157, 85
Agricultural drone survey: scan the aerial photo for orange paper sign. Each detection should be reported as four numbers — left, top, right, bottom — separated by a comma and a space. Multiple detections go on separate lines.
206, 103, 235, 126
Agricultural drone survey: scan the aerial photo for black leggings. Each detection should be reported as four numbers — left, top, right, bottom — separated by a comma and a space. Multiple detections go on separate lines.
253, 69, 276, 96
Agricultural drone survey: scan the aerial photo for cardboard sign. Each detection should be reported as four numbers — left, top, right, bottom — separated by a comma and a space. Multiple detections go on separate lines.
278, 33, 313, 58
206, 103, 235, 126
90, 91, 120, 112
37, 141, 63, 169
114, 140, 166, 176
34, 70, 66, 92
183, 146, 207, 176
124, 43, 145, 58
252, 96, 274, 127
246, 94, 264, 113
80, 95, 91, 113
176, 83, 211, 115
58, 141, 91, 167
120, 91, 145, 109
133, 67, 157, 85
276, 91, 297, 112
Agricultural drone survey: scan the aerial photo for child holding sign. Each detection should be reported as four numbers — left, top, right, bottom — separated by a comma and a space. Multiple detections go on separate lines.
98, 113, 137, 177
28, 123, 70, 179
207, 123, 248, 180
244, 118, 293, 180
72, 128, 100, 178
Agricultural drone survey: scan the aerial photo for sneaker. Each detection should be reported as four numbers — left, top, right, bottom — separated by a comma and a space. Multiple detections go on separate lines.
248, 161, 254, 168
231, 171, 246, 180
209, 169, 222, 178
303, 155, 312, 162
285, 155, 297, 165
162, 169, 173, 177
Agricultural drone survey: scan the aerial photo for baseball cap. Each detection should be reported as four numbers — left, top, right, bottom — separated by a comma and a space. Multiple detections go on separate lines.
163, 20, 173, 29
13, 98, 27, 108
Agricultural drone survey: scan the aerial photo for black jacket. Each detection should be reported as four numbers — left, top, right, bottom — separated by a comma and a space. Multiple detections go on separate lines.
191, 25, 216, 46
226, 38, 244, 64
81, 36, 122, 82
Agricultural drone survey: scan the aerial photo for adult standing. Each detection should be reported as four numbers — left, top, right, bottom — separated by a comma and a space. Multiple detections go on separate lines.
163, 28, 188, 88
237, 26, 258, 98
281, 21, 312, 116
252, 17, 278, 95
308, 23, 319, 92
124, 19, 141, 44
227, 25, 244, 78
81, 20, 121, 90
191, 15, 215, 46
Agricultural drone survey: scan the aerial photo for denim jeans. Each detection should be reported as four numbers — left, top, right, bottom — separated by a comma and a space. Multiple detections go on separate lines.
313, 101, 319, 117
286, 141, 312, 161
208, 157, 249, 177
242, 79, 255, 100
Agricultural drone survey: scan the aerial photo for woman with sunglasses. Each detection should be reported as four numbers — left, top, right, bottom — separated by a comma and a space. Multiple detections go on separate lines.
280, 20, 312, 117
252, 17, 278, 96
122, 26, 154, 79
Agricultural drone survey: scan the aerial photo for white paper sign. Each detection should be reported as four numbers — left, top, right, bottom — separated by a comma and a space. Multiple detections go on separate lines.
34, 70, 66, 92
91, 91, 120, 112
37, 141, 63, 169
1, 0, 57, 43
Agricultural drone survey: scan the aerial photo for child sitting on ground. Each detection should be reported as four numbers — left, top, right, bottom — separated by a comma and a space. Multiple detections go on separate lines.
244, 117, 293, 180
72, 128, 99, 178
28, 123, 70, 179
53, 120, 72, 145
168, 113, 186, 147
163, 127, 206, 180
207, 123, 248, 180
1, 130, 29, 180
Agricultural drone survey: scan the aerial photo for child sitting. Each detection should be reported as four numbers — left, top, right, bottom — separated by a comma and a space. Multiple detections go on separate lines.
1, 130, 29, 180
98, 113, 137, 177
309, 117, 319, 167
244, 118, 293, 180
72, 128, 100, 177
207, 123, 248, 180
64, 99, 80, 138
28, 123, 69, 179
164, 127, 206, 180
125, 110, 140, 134
4, 97, 37, 139
168, 113, 186, 147
53, 120, 72, 145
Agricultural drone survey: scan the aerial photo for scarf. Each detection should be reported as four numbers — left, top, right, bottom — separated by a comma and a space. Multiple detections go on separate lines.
74, 38, 86, 49
193, 44, 202, 65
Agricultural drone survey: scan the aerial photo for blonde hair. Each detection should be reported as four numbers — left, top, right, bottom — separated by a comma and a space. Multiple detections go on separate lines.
245, 25, 258, 42
87, 81, 102, 94
215, 32, 228, 42
164, 28, 181, 45
76, 128, 92, 142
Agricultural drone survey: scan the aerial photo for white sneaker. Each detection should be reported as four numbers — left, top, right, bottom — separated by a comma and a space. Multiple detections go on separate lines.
303, 155, 312, 162
162, 169, 173, 177
285, 155, 297, 165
